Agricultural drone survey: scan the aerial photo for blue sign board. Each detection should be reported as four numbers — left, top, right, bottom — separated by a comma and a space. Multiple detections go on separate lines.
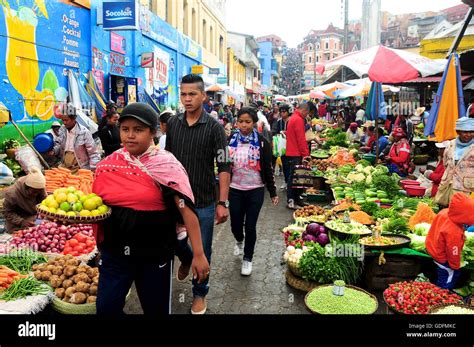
139, 6, 178, 50
103, 1, 138, 31
209, 68, 220, 75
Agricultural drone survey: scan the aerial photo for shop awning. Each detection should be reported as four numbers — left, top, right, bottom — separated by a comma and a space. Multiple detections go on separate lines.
403, 75, 473, 83
246, 88, 254, 94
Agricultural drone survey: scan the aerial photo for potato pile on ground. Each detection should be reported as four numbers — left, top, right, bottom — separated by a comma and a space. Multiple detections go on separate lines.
33, 255, 98, 304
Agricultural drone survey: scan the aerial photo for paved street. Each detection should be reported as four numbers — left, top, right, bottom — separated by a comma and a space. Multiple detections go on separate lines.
124, 177, 309, 315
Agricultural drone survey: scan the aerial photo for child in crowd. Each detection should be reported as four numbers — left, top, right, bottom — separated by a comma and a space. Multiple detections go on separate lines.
426, 193, 474, 289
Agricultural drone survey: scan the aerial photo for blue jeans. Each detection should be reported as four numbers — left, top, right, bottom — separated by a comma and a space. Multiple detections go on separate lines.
435, 261, 461, 290
229, 187, 265, 262
96, 250, 173, 315
191, 204, 216, 298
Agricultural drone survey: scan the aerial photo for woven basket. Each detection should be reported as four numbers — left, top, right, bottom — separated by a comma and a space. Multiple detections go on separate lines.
285, 270, 319, 292
305, 285, 378, 315
287, 262, 303, 278
37, 205, 111, 224
51, 290, 131, 315
428, 303, 474, 314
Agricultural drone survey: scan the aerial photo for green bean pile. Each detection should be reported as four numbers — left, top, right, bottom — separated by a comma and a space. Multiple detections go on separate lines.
0, 250, 48, 275
0, 277, 51, 301
306, 286, 377, 314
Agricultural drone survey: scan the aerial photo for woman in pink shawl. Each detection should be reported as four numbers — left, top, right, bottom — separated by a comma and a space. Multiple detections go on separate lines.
93, 103, 209, 315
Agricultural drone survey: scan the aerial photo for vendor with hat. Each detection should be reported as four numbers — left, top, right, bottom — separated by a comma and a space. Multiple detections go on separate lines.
420, 141, 449, 197
2, 167, 47, 233
45, 121, 61, 141
437, 117, 474, 203
412, 107, 428, 126
384, 127, 413, 176
346, 122, 362, 144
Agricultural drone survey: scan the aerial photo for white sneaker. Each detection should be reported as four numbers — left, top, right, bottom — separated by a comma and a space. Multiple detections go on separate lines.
241, 260, 252, 276
280, 183, 287, 190
233, 242, 244, 256
287, 199, 295, 210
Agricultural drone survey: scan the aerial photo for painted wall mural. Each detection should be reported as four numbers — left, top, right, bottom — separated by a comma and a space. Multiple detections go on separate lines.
0, 0, 90, 142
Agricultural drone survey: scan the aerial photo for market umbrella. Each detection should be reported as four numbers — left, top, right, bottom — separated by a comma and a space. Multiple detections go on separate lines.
365, 82, 386, 122
424, 53, 466, 142
206, 84, 225, 92
365, 81, 386, 159
67, 70, 98, 134
309, 90, 327, 99
336, 78, 400, 98
325, 45, 446, 84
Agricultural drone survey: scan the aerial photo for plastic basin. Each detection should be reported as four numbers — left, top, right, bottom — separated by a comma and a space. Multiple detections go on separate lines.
405, 185, 426, 197
400, 180, 420, 190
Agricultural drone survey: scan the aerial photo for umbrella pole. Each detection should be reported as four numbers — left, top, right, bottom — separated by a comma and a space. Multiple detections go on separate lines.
375, 84, 380, 164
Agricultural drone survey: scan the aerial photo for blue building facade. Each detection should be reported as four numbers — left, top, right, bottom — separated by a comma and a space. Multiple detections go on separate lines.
0, 0, 204, 142
258, 41, 273, 89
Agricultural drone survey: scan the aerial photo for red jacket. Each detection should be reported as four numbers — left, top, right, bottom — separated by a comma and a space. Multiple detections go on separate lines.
429, 160, 445, 197
286, 110, 309, 157
425, 193, 474, 270
389, 138, 410, 165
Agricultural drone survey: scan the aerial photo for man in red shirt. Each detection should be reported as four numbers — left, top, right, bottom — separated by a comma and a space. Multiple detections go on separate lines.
286, 102, 310, 209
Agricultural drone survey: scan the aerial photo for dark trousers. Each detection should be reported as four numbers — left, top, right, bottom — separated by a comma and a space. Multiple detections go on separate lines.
286, 156, 303, 203
281, 155, 291, 184
229, 187, 265, 262
97, 250, 173, 315
435, 261, 461, 290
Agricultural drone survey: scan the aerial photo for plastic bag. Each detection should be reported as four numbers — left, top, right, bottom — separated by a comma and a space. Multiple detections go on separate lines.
0, 162, 14, 185
273, 135, 286, 157
15, 146, 42, 173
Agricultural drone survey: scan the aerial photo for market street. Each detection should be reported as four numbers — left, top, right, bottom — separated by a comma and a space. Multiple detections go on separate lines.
125, 177, 309, 315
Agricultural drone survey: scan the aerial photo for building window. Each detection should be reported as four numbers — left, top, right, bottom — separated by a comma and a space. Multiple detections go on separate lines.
334, 42, 338, 50
325, 41, 329, 50
308, 44, 313, 51
316, 55, 319, 62
210, 26, 214, 53
309, 56, 312, 63
316, 43, 320, 50
219, 36, 224, 62
166, 0, 172, 24
202, 19, 207, 49
192, 8, 196, 41
183, 0, 188, 36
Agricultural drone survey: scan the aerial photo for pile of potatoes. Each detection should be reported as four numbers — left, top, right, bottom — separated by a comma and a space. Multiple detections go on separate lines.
33, 255, 98, 304
294, 205, 326, 218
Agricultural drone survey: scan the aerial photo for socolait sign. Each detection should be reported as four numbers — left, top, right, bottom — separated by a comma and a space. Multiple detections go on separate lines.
103, 1, 138, 31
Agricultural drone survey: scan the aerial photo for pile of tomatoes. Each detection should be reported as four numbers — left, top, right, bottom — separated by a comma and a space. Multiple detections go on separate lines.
62, 233, 96, 257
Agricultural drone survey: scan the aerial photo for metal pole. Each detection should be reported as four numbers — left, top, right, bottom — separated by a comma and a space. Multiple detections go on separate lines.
375, 83, 380, 162
447, 7, 473, 57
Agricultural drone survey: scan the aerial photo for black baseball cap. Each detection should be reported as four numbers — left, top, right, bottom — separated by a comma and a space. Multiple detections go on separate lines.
279, 104, 290, 112
119, 103, 158, 129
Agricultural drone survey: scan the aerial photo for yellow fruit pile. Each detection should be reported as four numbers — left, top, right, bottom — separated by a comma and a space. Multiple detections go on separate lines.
39, 187, 109, 218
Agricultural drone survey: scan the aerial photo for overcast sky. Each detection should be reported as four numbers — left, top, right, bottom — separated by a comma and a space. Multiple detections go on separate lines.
226, 0, 464, 48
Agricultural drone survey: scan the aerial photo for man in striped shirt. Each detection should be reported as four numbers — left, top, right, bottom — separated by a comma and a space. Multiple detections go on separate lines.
166, 74, 231, 315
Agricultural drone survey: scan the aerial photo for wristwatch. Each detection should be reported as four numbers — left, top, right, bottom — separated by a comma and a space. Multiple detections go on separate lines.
217, 200, 230, 208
